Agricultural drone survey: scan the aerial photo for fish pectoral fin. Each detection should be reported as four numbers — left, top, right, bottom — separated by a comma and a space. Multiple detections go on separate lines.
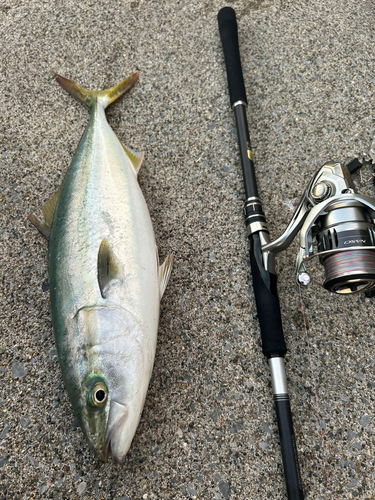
98, 239, 120, 298
122, 144, 144, 177
101, 278, 121, 298
27, 186, 61, 239
158, 254, 173, 299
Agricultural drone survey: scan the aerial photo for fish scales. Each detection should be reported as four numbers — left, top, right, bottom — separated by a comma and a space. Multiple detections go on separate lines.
29, 72, 172, 462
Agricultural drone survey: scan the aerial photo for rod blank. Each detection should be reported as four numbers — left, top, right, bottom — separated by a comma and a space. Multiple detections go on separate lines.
218, 7, 304, 499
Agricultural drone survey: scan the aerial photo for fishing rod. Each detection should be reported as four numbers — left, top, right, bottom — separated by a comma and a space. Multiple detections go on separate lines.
218, 7, 304, 498
218, 6, 375, 499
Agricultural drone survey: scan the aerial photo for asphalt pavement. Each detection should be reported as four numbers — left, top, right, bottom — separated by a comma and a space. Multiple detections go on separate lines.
0, 0, 374, 498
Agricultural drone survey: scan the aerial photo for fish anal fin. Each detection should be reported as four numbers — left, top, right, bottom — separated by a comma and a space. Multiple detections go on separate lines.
27, 214, 50, 239
122, 144, 144, 176
98, 239, 120, 298
158, 253, 173, 299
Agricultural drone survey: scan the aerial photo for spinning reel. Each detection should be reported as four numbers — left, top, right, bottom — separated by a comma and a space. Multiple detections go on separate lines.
261, 161, 375, 294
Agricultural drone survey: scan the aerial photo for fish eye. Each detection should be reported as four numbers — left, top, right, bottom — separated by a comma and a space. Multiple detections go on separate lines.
91, 382, 108, 407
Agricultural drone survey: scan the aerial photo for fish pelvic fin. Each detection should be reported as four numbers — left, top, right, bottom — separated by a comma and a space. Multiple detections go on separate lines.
54, 71, 139, 110
158, 254, 173, 299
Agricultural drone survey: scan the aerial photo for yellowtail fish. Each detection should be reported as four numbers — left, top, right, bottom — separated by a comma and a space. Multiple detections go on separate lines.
29, 72, 173, 462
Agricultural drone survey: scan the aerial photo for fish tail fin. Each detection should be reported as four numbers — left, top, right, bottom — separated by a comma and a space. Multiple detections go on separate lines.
54, 71, 139, 110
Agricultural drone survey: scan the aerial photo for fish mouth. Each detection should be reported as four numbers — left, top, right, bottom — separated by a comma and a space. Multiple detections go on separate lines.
104, 400, 129, 464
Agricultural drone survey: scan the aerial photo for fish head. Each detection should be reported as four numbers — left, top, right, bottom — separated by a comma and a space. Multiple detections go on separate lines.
79, 359, 143, 464
81, 373, 111, 458
101, 334, 150, 464
71, 306, 153, 463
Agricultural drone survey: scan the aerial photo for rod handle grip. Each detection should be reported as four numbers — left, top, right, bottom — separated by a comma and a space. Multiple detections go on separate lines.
218, 7, 247, 107
274, 396, 305, 499
250, 249, 287, 357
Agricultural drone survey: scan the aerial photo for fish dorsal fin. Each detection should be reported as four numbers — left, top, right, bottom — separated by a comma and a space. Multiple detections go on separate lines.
122, 144, 144, 176
41, 188, 61, 231
27, 214, 49, 239
27, 185, 62, 239
158, 252, 173, 299
97, 239, 120, 298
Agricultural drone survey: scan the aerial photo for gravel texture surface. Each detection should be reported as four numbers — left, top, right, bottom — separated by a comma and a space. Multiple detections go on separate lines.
1, 0, 375, 499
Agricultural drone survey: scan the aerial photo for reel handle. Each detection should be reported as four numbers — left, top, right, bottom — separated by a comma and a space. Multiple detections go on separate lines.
218, 7, 247, 107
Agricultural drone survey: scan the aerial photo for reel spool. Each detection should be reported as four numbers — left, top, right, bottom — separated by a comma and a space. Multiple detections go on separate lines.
322, 250, 375, 293
316, 205, 375, 293
261, 161, 375, 294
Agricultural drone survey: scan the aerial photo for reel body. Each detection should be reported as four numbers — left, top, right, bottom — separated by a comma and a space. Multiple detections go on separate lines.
262, 161, 375, 294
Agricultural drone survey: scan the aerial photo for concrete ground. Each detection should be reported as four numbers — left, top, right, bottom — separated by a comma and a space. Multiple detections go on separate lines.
0, 0, 374, 498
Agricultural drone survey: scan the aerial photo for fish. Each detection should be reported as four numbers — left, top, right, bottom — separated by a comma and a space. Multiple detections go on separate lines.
28, 71, 173, 463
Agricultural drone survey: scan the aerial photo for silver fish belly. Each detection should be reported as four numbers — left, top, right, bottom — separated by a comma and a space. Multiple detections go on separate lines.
29, 72, 173, 462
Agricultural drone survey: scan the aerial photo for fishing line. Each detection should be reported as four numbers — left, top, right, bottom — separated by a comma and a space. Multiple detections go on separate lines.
298, 285, 334, 500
